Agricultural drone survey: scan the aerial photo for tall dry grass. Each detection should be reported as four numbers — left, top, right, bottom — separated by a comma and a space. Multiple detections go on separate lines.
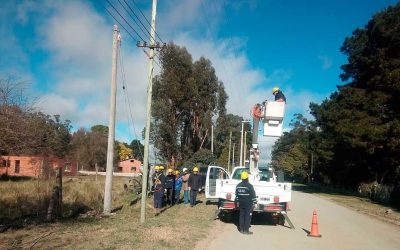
0, 175, 133, 221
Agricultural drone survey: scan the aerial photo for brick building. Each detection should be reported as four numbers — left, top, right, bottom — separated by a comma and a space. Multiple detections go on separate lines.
0, 155, 78, 177
118, 158, 142, 174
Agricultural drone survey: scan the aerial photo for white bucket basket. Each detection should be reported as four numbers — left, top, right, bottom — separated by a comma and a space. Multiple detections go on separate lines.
263, 101, 285, 137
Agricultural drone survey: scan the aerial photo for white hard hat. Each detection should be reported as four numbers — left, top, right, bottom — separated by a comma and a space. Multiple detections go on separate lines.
183, 167, 188, 172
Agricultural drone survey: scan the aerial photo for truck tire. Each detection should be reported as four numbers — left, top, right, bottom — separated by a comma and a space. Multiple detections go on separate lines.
278, 214, 286, 226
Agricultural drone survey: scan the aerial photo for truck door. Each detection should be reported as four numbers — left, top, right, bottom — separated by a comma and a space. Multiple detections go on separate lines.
205, 166, 229, 199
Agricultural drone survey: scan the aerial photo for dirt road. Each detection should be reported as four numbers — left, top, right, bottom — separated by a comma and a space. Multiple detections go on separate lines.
196, 191, 400, 250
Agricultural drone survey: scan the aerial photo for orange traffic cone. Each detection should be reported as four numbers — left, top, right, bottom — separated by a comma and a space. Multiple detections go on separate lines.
308, 209, 322, 237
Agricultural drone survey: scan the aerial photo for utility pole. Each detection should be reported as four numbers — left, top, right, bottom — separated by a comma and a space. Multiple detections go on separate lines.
103, 25, 120, 214
239, 120, 249, 166
232, 143, 236, 171
139, 0, 159, 224
211, 125, 214, 153
244, 131, 247, 165
227, 131, 232, 171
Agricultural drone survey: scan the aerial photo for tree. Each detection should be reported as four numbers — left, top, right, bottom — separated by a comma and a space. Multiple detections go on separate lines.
309, 3, 400, 186
152, 43, 228, 167
70, 125, 110, 170
0, 77, 72, 157
129, 139, 144, 161
117, 142, 133, 161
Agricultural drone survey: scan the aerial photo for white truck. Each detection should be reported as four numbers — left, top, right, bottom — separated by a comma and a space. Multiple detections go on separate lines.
205, 101, 294, 228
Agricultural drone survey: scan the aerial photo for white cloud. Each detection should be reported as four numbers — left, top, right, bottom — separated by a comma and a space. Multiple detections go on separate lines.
6, 0, 325, 146
29, 0, 149, 137
36, 93, 78, 119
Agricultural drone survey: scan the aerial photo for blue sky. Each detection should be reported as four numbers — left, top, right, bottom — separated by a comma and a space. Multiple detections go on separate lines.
1, 0, 398, 149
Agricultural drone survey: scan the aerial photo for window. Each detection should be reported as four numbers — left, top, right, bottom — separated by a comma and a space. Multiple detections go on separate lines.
65, 163, 71, 172
15, 160, 20, 174
131, 167, 137, 172
232, 168, 249, 180
1, 160, 10, 168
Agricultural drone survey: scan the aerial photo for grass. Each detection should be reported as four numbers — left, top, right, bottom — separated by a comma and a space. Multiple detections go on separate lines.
0, 175, 133, 222
294, 184, 400, 226
0, 193, 216, 249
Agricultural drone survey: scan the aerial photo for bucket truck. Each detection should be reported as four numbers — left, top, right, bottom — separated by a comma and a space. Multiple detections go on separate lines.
205, 100, 294, 228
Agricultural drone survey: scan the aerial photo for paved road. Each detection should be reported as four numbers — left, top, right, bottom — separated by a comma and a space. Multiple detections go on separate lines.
197, 191, 400, 250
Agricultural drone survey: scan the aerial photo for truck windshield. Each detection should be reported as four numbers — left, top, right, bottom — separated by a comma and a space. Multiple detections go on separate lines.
232, 168, 273, 181
259, 168, 273, 181
232, 168, 249, 180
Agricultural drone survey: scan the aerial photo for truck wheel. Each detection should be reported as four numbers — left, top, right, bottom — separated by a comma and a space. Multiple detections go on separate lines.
214, 209, 221, 220
278, 214, 286, 226
271, 215, 279, 225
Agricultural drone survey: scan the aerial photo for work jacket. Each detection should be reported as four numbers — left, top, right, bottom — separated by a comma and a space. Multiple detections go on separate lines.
235, 180, 257, 207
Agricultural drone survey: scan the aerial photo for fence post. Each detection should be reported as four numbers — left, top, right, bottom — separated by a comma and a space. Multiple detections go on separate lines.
56, 167, 63, 217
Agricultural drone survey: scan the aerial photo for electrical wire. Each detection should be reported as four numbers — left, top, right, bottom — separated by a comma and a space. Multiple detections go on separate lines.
117, 42, 144, 161
131, 0, 164, 43
96, 0, 139, 41
104, 0, 146, 41
116, 0, 152, 42
120, 0, 158, 43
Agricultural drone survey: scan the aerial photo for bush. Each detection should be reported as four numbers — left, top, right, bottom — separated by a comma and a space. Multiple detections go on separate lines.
358, 181, 394, 204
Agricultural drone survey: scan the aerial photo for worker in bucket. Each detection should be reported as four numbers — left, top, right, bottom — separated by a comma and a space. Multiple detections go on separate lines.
272, 87, 286, 102
235, 171, 257, 234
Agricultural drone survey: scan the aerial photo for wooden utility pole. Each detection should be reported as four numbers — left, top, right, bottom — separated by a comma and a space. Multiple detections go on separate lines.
244, 131, 247, 165
103, 25, 120, 214
232, 143, 236, 172
227, 131, 232, 171
140, 0, 158, 224
211, 125, 214, 153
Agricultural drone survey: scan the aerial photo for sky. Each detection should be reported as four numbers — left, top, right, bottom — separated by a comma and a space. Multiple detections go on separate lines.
1, 0, 398, 161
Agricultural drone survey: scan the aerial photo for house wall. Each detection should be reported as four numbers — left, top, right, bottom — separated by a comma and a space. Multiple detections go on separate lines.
0, 156, 78, 177
118, 159, 142, 174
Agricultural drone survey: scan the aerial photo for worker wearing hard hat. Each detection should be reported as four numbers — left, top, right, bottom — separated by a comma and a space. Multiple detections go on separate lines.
272, 87, 286, 102
188, 166, 202, 207
235, 171, 257, 234
181, 168, 190, 205
165, 168, 176, 206
153, 166, 165, 209
174, 170, 183, 204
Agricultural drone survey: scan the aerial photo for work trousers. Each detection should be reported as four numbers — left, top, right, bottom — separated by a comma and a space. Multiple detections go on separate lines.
153, 190, 163, 208
239, 206, 252, 232
175, 189, 181, 204
183, 190, 189, 204
190, 189, 198, 207
166, 188, 174, 205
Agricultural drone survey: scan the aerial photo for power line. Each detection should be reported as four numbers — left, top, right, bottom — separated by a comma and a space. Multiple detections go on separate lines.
96, 0, 139, 41
117, 42, 144, 161
116, 0, 152, 42
104, 0, 147, 41
132, 0, 164, 43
